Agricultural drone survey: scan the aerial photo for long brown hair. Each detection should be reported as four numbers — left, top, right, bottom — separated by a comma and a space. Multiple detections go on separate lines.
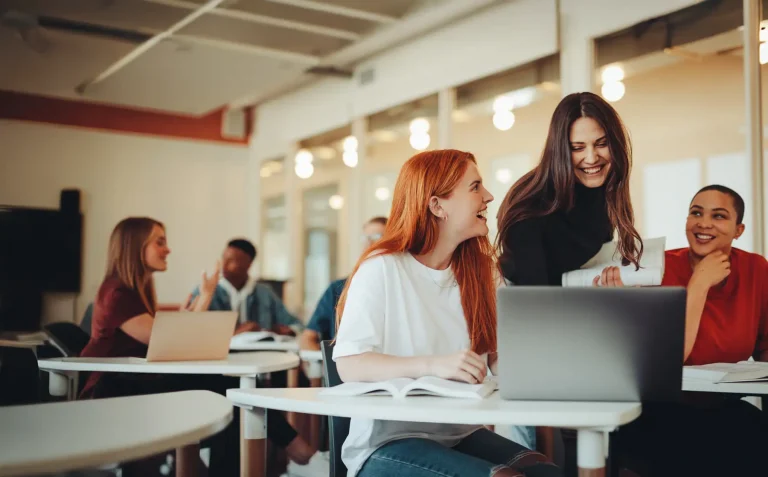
496, 92, 642, 269
336, 150, 497, 354
105, 217, 164, 314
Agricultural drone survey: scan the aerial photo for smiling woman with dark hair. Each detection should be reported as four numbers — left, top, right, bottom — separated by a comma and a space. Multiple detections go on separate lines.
496, 92, 642, 287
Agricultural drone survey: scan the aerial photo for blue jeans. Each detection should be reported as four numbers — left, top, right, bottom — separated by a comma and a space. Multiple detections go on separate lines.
358, 428, 561, 477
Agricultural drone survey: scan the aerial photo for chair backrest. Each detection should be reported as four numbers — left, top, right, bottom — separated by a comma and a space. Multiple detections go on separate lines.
45, 322, 92, 396
45, 321, 91, 357
321, 340, 349, 477
0, 346, 40, 406
80, 303, 94, 336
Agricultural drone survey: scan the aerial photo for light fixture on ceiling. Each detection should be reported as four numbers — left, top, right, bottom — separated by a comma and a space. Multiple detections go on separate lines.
492, 110, 515, 131
342, 135, 359, 167
328, 194, 344, 210
409, 118, 430, 151
509, 87, 536, 109
601, 80, 626, 102
492, 94, 515, 131
601, 65, 625, 83
295, 162, 314, 179
375, 186, 391, 201
294, 149, 314, 179
492, 95, 515, 112
600, 64, 626, 102
495, 168, 513, 184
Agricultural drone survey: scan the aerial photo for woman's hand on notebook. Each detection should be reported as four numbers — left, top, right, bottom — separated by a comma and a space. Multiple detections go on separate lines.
427, 350, 487, 384
234, 321, 261, 335
592, 266, 624, 287
272, 324, 295, 336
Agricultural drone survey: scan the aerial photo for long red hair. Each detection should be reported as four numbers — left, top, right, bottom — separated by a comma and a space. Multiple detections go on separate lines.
335, 150, 497, 354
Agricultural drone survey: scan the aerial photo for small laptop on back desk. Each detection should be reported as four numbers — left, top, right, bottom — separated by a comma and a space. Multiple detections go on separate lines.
146, 311, 237, 362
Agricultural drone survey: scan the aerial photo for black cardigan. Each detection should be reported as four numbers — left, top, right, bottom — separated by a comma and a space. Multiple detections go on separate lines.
499, 184, 614, 286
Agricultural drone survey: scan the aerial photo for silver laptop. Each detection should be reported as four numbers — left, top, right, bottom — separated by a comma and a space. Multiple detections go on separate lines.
497, 287, 685, 402
146, 311, 237, 362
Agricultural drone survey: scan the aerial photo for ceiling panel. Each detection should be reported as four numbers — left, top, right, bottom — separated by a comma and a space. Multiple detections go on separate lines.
79, 39, 308, 113
318, 0, 433, 17
0, 0, 491, 115
1, 0, 187, 32
0, 25, 134, 99
181, 13, 350, 56
184, 0, 378, 34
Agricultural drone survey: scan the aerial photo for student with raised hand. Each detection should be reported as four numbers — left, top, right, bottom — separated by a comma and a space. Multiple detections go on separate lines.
496, 92, 643, 287
608, 185, 768, 477
187, 238, 303, 336
299, 216, 387, 351
80, 217, 314, 475
333, 150, 562, 477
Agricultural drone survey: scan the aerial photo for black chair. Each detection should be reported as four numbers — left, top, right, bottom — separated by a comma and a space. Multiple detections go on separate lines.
320, 340, 349, 477
45, 322, 91, 357
80, 303, 94, 336
0, 346, 40, 406
44, 322, 92, 396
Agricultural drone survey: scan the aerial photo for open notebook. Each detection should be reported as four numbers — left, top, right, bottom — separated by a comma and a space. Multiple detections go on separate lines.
562, 237, 666, 287
683, 362, 768, 384
230, 331, 293, 347
320, 376, 498, 399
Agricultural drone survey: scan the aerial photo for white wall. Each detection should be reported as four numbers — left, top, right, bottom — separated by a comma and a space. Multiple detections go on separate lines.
0, 120, 250, 324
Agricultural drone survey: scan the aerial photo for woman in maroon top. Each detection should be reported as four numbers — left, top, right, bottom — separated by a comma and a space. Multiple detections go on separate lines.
81, 217, 315, 476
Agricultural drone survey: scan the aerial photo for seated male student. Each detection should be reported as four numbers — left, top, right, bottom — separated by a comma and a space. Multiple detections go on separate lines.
604, 185, 768, 477
189, 238, 303, 336
299, 217, 387, 351
188, 238, 317, 465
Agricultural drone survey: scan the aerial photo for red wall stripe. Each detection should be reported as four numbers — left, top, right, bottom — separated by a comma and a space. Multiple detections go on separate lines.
0, 90, 253, 146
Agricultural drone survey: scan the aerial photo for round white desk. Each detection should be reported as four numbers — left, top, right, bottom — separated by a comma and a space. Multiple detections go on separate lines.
227, 387, 641, 477
37, 352, 299, 473
38, 352, 299, 396
0, 390, 231, 477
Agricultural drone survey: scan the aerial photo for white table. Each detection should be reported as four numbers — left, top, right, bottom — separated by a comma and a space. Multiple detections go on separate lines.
227, 388, 641, 477
38, 352, 299, 473
38, 352, 299, 398
683, 378, 768, 395
0, 390, 232, 477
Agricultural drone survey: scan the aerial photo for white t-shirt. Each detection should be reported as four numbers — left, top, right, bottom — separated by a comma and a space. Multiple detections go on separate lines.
333, 252, 483, 476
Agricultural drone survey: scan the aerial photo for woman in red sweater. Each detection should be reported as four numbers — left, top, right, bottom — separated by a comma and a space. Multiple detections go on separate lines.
610, 185, 768, 477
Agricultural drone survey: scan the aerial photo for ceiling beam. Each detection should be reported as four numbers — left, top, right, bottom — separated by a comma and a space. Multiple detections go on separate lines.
77, 0, 226, 94
144, 0, 360, 40
264, 0, 398, 23
171, 34, 320, 64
